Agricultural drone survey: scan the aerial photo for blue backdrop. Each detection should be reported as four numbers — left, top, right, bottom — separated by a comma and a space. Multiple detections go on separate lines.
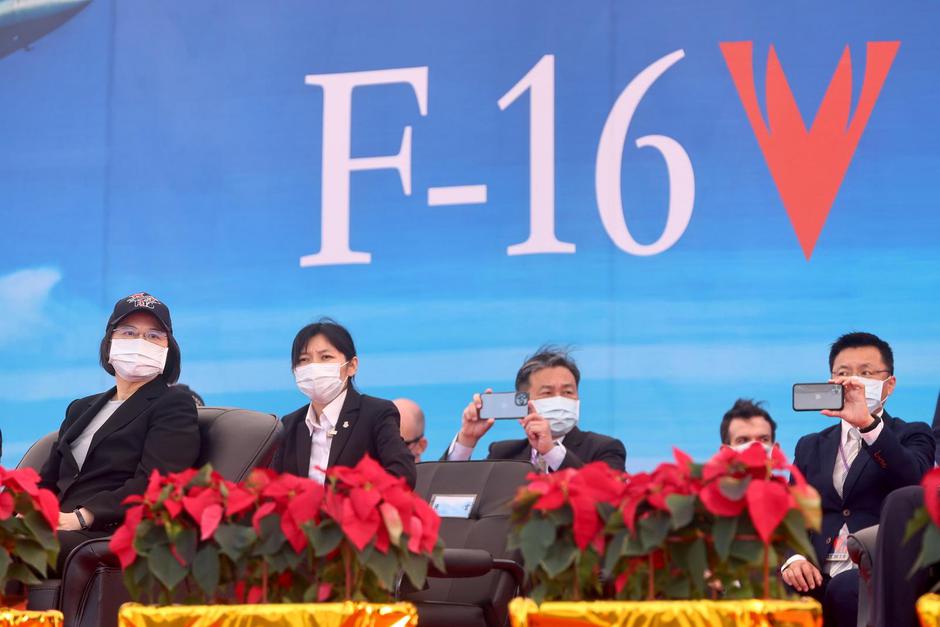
1, 0, 938, 469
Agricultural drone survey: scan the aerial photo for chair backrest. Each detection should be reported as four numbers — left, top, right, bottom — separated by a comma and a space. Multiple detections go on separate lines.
404, 460, 533, 624
16, 406, 283, 483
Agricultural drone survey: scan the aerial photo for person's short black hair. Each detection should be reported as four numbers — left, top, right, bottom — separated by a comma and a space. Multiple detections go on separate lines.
514, 345, 580, 391
99, 323, 182, 384
829, 332, 894, 375
720, 398, 777, 445
291, 318, 357, 369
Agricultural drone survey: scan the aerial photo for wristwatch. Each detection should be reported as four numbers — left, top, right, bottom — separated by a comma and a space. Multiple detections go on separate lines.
73, 508, 89, 531
859, 414, 881, 434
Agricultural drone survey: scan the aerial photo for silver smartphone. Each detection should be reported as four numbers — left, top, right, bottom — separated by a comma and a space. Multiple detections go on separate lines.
792, 383, 844, 411
479, 391, 530, 419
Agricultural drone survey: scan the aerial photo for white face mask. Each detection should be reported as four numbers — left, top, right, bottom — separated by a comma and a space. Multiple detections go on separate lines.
294, 361, 348, 405
109, 338, 168, 382
852, 376, 887, 412
729, 441, 774, 455
532, 396, 580, 438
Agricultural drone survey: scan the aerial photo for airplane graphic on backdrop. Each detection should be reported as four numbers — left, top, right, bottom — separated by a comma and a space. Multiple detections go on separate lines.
0, 0, 89, 60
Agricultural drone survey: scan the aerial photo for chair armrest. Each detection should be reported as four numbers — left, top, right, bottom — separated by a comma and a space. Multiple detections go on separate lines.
427, 548, 525, 591
847, 525, 879, 580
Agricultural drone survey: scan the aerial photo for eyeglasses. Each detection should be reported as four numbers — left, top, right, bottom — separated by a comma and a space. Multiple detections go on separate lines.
831, 369, 891, 379
112, 325, 168, 344
403, 435, 424, 447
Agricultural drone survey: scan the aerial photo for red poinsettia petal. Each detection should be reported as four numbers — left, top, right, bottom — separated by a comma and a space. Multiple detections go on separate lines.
109, 505, 144, 569
280, 508, 307, 553
247, 585, 264, 604
164, 496, 182, 519
349, 486, 382, 521
412, 498, 441, 554
288, 484, 324, 528
0, 491, 15, 520
252, 501, 278, 533
318, 583, 333, 602
379, 502, 403, 546
699, 482, 747, 517
923, 468, 940, 528
182, 489, 221, 523
225, 485, 258, 517
200, 504, 224, 541
407, 514, 424, 553
746, 479, 791, 543
35, 489, 60, 531
144, 470, 163, 503
340, 498, 380, 551
570, 493, 601, 550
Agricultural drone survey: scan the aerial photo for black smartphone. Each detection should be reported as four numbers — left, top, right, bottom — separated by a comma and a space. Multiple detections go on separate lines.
479, 391, 530, 419
792, 383, 844, 411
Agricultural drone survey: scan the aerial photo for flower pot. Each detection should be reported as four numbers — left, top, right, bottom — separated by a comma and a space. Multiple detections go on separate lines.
0, 608, 63, 627
117, 601, 417, 627
508, 597, 822, 627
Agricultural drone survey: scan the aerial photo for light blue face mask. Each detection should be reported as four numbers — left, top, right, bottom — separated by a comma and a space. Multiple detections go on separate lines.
852, 376, 887, 413
532, 396, 580, 438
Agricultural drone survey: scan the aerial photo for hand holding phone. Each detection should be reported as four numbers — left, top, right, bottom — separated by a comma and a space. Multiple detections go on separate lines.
456, 388, 495, 448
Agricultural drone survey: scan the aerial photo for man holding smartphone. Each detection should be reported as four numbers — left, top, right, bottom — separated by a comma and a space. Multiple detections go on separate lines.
442, 346, 625, 472
781, 332, 934, 627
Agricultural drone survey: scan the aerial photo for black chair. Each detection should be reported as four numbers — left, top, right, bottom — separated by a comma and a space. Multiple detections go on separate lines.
17, 406, 283, 627
399, 460, 532, 627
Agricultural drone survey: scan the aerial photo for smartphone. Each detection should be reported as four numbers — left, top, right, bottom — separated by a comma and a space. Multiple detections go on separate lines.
480, 391, 530, 419
792, 383, 844, 411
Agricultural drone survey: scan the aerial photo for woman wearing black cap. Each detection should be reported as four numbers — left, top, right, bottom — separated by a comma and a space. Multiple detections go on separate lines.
271, 318, 415, 487
38, 292, 200, 569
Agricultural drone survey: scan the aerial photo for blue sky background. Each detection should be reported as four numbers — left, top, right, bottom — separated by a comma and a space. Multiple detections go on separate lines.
1, 1, 938, 469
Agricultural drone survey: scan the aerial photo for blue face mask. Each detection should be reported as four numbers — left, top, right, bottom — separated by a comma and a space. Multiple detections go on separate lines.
532, 396, 580, 438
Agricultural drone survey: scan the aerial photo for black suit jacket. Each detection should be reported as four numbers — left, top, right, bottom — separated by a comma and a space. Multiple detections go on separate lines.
478, 427, 626, 471
270, 387, 416, 488
38, 379, 200, 531
793, 412, 935, 566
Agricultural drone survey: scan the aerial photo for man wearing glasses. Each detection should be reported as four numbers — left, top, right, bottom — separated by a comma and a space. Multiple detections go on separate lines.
394, 398, 428, 462
781, 332, 934, 627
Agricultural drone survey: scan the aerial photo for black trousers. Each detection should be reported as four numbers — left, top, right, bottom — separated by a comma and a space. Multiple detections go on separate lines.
872, 486, 937, 627
787, 567, 858, 627
55, 529, 111, 573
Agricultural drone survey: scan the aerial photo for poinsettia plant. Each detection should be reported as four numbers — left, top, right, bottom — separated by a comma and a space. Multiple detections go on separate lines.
0, 467, 60, 597
510, 445, 822, 602
110, 456, 444, 604
903, 467, 940, 581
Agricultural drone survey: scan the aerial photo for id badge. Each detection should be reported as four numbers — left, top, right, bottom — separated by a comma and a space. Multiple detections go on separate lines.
826, 524, 850, 562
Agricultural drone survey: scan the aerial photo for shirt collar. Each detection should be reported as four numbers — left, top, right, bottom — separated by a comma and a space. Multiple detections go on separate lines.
305, 387, 348, 434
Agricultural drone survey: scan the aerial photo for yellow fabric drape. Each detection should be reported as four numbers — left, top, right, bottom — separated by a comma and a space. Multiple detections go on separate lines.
117, 602, 417, 627
917, 593, 940, 626
508, 597, 823, 627
0, 610, 63, 627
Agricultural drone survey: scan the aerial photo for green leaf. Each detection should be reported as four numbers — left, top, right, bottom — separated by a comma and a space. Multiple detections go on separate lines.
638, 513, 670, 552
519, 516, 555, 569
0, 549, 11, 581
604, 530, 629, 573
670, 537, 707, 595
7, 562, 41, 585
662, 572, 690, 599
308, 522, 344, 557
364, 547, 398, 590
400, 550, 428, 590
192, 544, 220, 598
21, 510, 56, 551
712, 516, 738, 562
13, 538, 49, 575
173, 528, 197, 567
148, 544, 188, 591
665, 494, 696, 530
214, 524, 256, 561
780, 509, 818, 567
905, 507, 930, 545
913, 522, 940, 575
541, 542, 577, 578
256, 515, 287, 555
729, 538, 764, 564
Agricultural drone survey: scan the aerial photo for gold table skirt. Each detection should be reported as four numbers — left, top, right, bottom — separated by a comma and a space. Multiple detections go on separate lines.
509, 597, 823, 627
0, 610, 63, 627
118, 602, 417, 627
917, 593, 940, 626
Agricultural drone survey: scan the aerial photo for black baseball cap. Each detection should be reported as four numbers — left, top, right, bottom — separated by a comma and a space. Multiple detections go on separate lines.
107, 292, 173, 333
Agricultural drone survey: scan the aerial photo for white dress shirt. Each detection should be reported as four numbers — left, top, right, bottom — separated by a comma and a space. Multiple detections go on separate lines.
304, 388, 348, 484
70, 399, 124, 470
447, 434, 568, 471
782, 414, 885, 575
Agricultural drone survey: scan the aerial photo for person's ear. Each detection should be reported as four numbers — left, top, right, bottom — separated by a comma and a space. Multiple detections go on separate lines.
417, 437, 428, 454
345, 356, 359, 378
883, 375, 896, 399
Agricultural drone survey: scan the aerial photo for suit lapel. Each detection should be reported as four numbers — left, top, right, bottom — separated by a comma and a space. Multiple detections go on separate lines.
295, 410, 313, 477
841, 414, 891, 502
327, 388, 361, 468
85, 379, 167, 459
819, 425, 843, 503
61, 390, 116, 446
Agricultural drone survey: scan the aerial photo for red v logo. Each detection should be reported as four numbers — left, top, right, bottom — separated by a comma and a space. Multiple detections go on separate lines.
720, 42, 899, 259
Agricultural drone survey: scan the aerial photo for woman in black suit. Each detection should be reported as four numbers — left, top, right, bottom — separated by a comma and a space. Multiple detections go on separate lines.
271, 319, 415, 487
39, 293, 200, 568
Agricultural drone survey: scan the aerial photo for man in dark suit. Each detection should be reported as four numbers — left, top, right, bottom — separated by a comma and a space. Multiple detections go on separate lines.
443, 346, 625, 471
781, 332, 935, 627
